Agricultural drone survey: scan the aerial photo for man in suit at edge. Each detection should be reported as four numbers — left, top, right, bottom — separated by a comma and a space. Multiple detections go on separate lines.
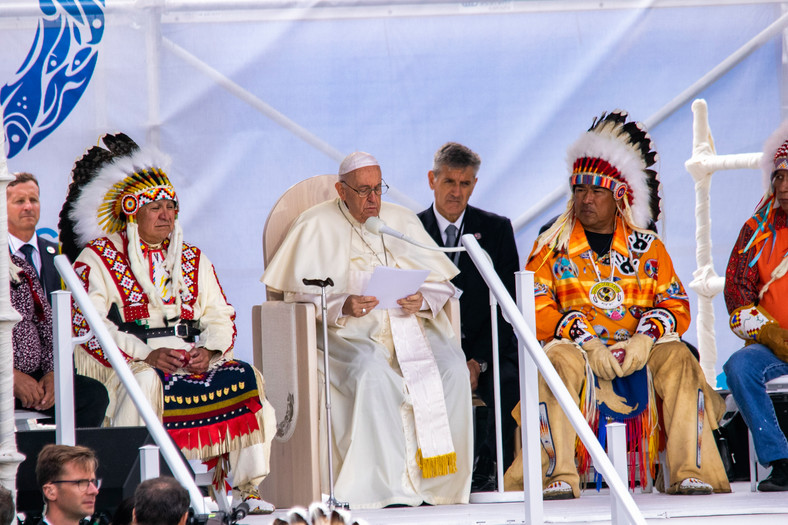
418, 142, 521, 491
8, 172, 62, 304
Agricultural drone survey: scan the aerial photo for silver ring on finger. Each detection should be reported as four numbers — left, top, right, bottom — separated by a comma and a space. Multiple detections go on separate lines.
362, 308, 367, 314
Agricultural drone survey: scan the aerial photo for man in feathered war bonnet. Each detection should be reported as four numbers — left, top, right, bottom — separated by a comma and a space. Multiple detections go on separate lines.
58, 133, 276, 514
724, 121, 788, 492
503, 111, 730, 499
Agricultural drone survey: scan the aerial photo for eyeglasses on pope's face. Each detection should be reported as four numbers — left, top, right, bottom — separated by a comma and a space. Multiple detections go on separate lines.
49, 478, 102, 492
341, 180, 389, 198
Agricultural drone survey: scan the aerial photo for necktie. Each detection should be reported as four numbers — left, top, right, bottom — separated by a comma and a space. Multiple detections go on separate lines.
445, 224, 458, 248
19, 244, 37, 275
445, 224, 460, 265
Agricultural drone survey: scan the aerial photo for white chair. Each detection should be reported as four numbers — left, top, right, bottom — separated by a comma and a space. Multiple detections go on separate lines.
252, 175, 459, 508
14, 409, 50, 430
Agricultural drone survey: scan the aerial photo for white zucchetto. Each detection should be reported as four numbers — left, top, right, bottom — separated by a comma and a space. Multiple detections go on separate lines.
338, 151, 379, 176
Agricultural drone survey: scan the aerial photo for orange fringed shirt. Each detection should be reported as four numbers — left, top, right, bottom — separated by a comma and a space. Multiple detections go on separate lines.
526, 220, 690, 345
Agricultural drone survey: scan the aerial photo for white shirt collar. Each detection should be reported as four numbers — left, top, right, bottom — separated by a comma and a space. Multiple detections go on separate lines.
432, 203, 465, 244
8, 232, 38, 254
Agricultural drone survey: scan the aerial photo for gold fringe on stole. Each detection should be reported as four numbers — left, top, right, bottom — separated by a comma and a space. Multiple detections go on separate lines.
416, 449, 458, 479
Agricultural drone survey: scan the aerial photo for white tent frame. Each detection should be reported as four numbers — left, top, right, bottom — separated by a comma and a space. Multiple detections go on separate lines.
3, 0, 788, 508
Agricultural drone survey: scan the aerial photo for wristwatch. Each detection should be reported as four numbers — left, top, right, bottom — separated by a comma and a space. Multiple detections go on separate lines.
477, 359, 488, 373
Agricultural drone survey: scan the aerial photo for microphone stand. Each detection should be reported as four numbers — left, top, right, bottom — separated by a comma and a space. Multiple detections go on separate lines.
302, 277, 349, 510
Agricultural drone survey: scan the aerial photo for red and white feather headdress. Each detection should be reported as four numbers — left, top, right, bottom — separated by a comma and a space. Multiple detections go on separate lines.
536, 110, 661, 254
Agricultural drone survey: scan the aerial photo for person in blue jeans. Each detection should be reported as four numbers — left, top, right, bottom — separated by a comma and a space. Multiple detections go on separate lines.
723, 121, 788, 492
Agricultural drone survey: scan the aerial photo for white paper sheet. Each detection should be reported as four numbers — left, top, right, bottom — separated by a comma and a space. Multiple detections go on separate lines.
363, 266, 429, 309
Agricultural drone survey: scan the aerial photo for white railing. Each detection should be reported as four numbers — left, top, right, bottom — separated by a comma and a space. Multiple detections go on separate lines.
52, 291, 78, 445
684, 99, 761, 385
53, 255, 207, 514
462, 234, 646, 525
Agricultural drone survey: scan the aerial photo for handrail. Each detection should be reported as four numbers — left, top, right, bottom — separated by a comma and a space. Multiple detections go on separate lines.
53, 255, 207, 513
461, 233, 646, 525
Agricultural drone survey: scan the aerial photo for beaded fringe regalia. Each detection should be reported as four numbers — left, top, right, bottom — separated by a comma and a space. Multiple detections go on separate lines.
538, 111, 663, 489
60, 133, 267, 462
71, 233, 267, 460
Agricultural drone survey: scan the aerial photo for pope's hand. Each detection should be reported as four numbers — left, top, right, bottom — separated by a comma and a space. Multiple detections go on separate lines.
583, 337, 624, 381
342, 295, 379, 317
397, 291, 423, 315
612, 333, 654, 376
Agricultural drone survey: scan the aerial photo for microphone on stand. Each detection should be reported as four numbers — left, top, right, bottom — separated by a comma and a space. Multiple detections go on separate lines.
365, 216, 466, 253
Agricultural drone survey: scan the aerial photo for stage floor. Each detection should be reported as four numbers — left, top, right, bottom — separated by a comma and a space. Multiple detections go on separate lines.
245, 482, 788, 525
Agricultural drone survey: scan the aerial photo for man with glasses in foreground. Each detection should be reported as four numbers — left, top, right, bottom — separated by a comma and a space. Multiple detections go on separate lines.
264, 152, 472, 508
35, 444, 100, 525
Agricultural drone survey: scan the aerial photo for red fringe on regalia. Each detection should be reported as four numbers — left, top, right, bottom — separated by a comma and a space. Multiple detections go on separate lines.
166, 397, 263, 457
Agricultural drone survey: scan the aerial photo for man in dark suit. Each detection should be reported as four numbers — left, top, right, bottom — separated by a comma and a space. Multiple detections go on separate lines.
8, 172, 62, 304
8, 172, 107, 427
418, 142, 520, 491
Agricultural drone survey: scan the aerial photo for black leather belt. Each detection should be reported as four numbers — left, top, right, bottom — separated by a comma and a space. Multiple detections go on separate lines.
116, 319, 200, 343
108, 304, 201, 343
132, 321, 200, 341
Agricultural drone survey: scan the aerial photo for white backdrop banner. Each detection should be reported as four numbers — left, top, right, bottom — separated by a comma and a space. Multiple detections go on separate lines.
2, 1, 785, 380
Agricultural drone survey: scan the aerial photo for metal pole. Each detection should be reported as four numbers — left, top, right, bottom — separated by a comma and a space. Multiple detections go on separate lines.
53, 256, 206, 513
488, 292, 504, 492
320, 285, 339, 506
302, 277, 348, 510
145, 0, 164, 148
645, 12, 788, 130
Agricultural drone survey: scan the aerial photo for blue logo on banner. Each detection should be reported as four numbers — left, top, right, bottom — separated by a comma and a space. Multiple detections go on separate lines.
1, 0, 105, 158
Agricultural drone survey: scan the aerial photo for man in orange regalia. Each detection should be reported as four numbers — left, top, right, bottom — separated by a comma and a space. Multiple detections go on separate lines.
504, 111, 730, 499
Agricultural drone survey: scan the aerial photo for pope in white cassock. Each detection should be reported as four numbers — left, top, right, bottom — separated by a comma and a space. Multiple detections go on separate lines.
262, 152, 472, 508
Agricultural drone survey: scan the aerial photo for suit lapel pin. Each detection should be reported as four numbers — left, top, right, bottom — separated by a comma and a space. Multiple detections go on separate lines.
46, 246, 56, 254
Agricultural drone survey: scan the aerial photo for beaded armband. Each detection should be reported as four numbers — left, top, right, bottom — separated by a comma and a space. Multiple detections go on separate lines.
636, 308, 677, 342
729, 304, 776, 341
555, 311, 595, 345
